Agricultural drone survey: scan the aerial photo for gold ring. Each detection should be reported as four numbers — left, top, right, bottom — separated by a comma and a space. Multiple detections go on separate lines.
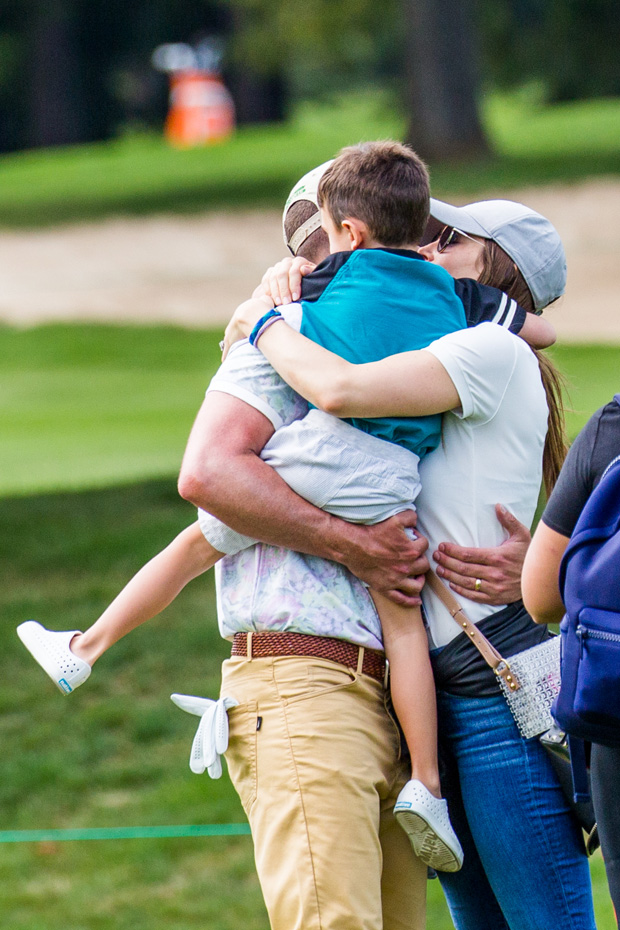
474, 578, 482, 592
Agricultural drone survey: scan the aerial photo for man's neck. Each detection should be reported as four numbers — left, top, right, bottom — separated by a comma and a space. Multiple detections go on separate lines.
355, 239, 419, 253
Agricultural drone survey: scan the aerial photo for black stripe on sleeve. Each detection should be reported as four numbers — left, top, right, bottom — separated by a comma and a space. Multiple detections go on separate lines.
454, 278, 527, 333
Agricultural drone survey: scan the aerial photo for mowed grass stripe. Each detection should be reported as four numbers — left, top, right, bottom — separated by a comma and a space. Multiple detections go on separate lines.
0, 323, 617, 497
0, 324, 221, 496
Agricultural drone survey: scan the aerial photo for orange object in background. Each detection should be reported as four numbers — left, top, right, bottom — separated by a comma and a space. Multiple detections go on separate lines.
165, 70, 235, 147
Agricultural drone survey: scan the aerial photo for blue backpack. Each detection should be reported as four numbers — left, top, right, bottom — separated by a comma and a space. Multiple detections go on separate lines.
554, 419, 620, 752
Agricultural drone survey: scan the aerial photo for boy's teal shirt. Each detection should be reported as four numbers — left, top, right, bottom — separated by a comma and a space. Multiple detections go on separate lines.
299, 248, 466, 459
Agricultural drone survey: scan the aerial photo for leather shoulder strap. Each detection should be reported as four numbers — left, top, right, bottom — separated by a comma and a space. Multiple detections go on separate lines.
425, 571, 520, 692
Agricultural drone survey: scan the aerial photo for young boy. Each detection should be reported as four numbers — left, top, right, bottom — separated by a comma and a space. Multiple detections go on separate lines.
18, 142, 553, 873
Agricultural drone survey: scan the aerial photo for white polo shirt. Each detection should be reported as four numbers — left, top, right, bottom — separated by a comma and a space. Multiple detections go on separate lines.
417, 323, 548, 647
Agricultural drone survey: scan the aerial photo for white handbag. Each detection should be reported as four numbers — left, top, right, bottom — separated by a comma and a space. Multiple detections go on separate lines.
427, 572, 560, 738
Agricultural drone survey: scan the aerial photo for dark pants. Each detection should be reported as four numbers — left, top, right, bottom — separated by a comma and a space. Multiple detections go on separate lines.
591, 743, 620, 926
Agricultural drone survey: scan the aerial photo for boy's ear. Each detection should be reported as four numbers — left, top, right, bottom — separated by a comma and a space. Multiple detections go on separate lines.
340, 217, 370, 250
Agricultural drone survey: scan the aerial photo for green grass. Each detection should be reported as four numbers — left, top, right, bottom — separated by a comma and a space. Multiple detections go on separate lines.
548, 343, 620, 439
1, 324, 616, 500
0, 324, 222, 497
0, 478, 267, 930
0, 479, 616, 929
487, 87, 620, 158
0, 325, 619, 926
0, 90, 618, 228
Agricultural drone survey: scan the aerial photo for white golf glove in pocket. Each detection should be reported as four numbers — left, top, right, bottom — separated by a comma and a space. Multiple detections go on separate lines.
170, 693, 239, 778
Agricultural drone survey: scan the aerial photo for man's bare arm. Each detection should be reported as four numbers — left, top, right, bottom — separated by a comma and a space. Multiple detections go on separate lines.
178, 392, 428, 604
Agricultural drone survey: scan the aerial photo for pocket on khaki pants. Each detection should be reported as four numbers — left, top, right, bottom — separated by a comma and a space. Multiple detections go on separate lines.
225, 700, 258, 813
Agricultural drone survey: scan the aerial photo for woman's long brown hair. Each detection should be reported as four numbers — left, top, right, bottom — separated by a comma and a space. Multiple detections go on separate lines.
478, 240, 568, 496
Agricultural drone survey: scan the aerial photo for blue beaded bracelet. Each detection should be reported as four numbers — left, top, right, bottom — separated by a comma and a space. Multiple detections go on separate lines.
254, 313, 286, 348
248, 308, 283, 347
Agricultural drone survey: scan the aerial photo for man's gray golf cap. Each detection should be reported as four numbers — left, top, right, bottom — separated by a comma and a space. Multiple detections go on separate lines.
429, 198, 567, 311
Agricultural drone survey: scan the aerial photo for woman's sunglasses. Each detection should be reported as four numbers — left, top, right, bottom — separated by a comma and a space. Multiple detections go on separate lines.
436, 225, 484, 253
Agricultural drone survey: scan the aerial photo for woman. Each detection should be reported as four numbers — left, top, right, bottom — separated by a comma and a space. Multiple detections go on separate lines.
224, 196, 596, 930
523, 396, 620, 924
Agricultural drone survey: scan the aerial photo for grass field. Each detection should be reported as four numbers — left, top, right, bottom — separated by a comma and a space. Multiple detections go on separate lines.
0, 478, 616, 930
0, 325, 221, 497
0, 324, 616, 498
0, 89, 618, 228
1, 323, 618, 928
0, 479, 615, 930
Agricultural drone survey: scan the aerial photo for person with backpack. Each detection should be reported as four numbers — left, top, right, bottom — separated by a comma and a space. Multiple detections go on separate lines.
523, 395, 620, 923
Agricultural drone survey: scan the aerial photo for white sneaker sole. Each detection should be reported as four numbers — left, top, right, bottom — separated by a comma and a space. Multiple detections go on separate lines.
395, 807, 463, 872
17, 621, 91, 694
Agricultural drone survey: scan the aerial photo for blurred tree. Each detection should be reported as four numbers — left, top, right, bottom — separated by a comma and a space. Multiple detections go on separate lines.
0, 0, 286, 152
27, 0, 86, 147
480, 0, 620, 102
225, 0, 403, 102
225, 1, 286, 122
0, 0, 617, 154
219, 0, 492, 159
402, 0, 489, 160
0, 7, 27, 151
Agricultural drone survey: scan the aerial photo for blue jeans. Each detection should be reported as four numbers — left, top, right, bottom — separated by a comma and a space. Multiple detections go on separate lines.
436, 691, 596, 930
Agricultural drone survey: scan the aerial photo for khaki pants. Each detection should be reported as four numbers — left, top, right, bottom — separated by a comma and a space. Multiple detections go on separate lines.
221, 653, 427, 930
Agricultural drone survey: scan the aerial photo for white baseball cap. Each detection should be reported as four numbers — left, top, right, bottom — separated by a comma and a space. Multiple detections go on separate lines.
429, 198, 566, 311
282, 160, 333, 255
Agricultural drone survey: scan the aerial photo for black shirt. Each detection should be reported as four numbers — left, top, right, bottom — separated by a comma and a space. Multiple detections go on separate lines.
543, 396, 620, 538
302, 250, 527, 331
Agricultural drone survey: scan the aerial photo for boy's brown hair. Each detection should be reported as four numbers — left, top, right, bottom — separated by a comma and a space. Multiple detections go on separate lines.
317, 141, 430, 247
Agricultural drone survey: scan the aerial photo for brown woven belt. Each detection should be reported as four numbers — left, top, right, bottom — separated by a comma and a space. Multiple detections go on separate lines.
231, 631, 386, 684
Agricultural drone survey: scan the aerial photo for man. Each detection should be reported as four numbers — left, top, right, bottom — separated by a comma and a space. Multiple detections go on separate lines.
177, 165, 531, 930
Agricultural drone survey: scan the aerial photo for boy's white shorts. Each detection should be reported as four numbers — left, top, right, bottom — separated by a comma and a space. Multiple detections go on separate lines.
199, 408, 421, 555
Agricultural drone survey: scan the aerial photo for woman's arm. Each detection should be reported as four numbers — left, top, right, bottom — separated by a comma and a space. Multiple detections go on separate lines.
521, 520, 570, 624
223, 299, 460, 418
519, 313, 556, 349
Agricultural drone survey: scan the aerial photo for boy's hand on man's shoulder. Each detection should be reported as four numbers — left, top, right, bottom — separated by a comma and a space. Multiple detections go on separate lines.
261, 256, 316, 306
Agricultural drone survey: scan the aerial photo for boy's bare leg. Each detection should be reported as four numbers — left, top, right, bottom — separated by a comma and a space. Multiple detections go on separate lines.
370, 591, 463, 871
369, 590, 441, 798
71, 522, 222, 666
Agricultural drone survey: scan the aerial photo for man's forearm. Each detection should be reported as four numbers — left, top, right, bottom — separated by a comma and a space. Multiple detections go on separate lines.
182, 443, 355, 563
178, 393, 428, 601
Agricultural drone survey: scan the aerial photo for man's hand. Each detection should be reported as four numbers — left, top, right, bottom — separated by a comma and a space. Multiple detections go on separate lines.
433, 504, 530, 605
260, 256, 316, 306
180, 396, 429, 605
340, 511, 430, 607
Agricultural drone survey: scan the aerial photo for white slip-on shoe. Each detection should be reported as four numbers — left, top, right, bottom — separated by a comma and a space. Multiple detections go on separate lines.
394, 779, 464, 872
16, 621, 91, 695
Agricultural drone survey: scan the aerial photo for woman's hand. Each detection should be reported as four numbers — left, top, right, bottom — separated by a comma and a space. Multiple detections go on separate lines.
260, 256, 316, 305
222, 295, 274, 359
433, 505, 531, 605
